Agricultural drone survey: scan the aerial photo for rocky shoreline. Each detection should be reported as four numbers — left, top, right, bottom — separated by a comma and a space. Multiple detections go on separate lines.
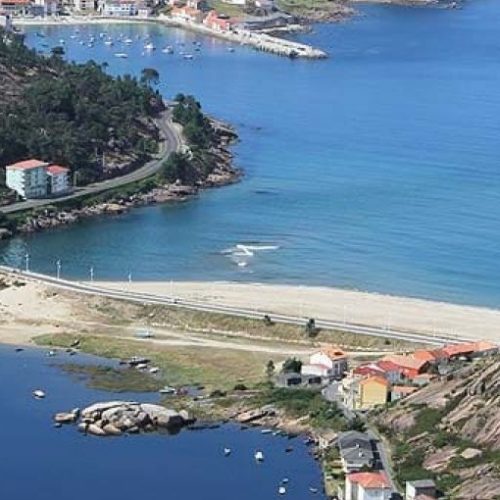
2, 121, 241, 239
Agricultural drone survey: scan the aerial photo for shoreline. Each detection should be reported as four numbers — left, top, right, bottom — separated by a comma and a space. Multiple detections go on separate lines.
92, 280, 500, 342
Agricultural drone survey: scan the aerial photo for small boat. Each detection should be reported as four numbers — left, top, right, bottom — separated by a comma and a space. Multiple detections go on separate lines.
309, 487, 319, 494
15, 347, 24, 352
228, 47, 235, 53
278, 486, 286, 495
104, 40, 113, 46
114, 53, 128, 58
87, 43, 94, 48
36, 32, 45, 38
47, 350, 56, 357
281, 478, 289, 484
158, 386, 176, 394
32, 389, 46, 400
162, 45, 174, 54
144, 42, 155, 51
59, 39, 65, 44
124, 38, 133, 44
149, 366, 160, 374
183, 54, 193, 60
261, 429, 272, 435
285, 446, 294, 453
223, 447, 231, 456
254, 450, 264, 462
136, 363, 148, 370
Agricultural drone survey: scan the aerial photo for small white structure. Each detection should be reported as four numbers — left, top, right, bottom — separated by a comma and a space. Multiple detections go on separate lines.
46, 165, 71, 195
345, 472, 392, 500
0, 0, 32, 15
405, 479, 436, 500
0, 12, 13, 31
101, 0, 137, 16
221, 0, 245, 5
301, 346, 348, 380
6, 159, 48, 199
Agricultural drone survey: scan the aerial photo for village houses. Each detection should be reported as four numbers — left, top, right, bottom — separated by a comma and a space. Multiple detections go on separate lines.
301, 346, 348, 380
345, 471, 392, 500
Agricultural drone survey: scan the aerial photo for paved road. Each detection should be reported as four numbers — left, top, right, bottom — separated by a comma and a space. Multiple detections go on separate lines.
0, 110, 183, 214
0, 266, 473, 347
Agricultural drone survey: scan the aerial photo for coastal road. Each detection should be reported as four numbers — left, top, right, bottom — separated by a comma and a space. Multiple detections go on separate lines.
0, 266, 474, 347
0, 110, 183, 215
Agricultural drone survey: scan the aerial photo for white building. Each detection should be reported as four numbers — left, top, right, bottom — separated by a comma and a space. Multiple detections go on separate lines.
405, 479, 436, 500
6, 159, 49, 199
101, 0, 137, 16
74, 0, 95, 12
345, 472, 392, 500
46, 165, 71, 195
221, 0, 245, 5
33, 0, 59, 15
0, 12, 13, 31
301, 346, 348, 380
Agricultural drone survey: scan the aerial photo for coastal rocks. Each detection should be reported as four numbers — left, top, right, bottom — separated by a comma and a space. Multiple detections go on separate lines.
58, 401, 195, 437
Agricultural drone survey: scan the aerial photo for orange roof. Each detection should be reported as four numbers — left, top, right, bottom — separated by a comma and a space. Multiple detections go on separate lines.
382, 354, 428, 371
359, 375, 389, 387
7, 159, 47, 170
472, 341, 498, 352
441, 341, 498, 358
321, 346, 347, 361
412, 350, 438, 363
348, 471, 391, 489
392, 385, 418, 394
0, 0, 30, 4
47, 165, 69, 175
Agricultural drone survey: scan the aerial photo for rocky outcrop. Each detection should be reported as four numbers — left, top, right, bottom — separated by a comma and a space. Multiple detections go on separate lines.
55, 401, 195, 437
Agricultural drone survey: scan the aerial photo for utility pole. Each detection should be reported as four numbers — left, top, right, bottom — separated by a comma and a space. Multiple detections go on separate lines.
56, 259, 61, 280
24, 253, 30, 273
128, 272, 132, 284
89, 266, 94, 283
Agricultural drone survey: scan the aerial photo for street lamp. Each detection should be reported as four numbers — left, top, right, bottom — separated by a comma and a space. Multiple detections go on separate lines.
56, 259, 61, 280
24, 253, 30, 273
128, 272, 132, 284
90, 266, 94, 283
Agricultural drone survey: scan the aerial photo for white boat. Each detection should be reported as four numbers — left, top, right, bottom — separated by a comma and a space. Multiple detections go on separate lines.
254, 450, 264, 462
149, 366, 160, 374
162, 46, 174, 54
136, 363, 148, 370
261, 429, 272, 434
158, 386, 176, 394
32, 389, 46, 400
47, 350, 56, 357
124, 38, 133, 44
114, 53, 128, 58
278, 486, 286, 495
59, 39, 65, 44
104, 40, 114, 46
144, 42, 155, 51
183, 54, 194, 60
223, 447, 231, 456
228, 47, 235, 53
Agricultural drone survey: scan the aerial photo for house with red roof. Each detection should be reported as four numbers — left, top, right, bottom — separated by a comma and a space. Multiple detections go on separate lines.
301, 346, 348, 380
203, 10, 234, 32
380, 354, 429, 380
170, 5, 204, 23
5, 159, 49, 199
46, 165, 71, 195
345, 471, 392, 500
0, 0, 31, 15
437, 341, 498, 361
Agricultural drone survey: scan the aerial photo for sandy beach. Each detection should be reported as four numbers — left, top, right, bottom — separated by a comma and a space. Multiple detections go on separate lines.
94, 281, 500, 342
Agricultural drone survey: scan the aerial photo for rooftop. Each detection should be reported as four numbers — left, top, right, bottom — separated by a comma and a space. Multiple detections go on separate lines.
320, 346, 347, 361
7, 159, 47, 170
47, 165, 70, 175
407, 479, 436, 488
381, 354, 429, 371
348, 471, 391, 489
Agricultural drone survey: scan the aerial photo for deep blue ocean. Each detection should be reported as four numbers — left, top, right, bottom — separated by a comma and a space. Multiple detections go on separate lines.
0, 346, 325, 500
1, 0, 499, 307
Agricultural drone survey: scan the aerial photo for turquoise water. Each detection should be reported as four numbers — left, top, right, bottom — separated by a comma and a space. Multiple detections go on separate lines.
0, 346, 325, 500
1, 0, 500, 307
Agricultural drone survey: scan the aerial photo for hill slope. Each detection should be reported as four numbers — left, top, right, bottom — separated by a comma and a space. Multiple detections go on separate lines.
373, 356, 500, 498
0, 30, 164, 185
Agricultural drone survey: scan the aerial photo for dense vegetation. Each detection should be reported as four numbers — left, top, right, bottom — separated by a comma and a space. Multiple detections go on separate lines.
0, 30, 163, 186
161, 94, 221, 185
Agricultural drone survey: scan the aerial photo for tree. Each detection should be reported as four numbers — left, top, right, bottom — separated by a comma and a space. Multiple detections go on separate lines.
305, 318, 318, 337
266, 360, 275, 378
141, 67, 160, 86
282, 357, 302, 374
348, 415, 366, 432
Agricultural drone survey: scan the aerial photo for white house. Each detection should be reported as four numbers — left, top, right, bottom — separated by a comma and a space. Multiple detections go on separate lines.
101, 0, 137, 16
6, 159, 49, 199
301, 346, 348, 380
345, 472, 392, 500
405, 479, 436, 500
46, 165, 71, 195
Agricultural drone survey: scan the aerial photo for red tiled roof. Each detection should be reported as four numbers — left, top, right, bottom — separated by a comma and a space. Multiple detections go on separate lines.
0, 0, 31, 4
381, 355, 428, 371
321, 346, 347, 361
7, 159, 47, 170
376, 360, 401, 372
441, 341, 498, 358
348, 471, 391, 489
354, 364, 385, 377
412, 350, 438, 362
47, 165, 69, 175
